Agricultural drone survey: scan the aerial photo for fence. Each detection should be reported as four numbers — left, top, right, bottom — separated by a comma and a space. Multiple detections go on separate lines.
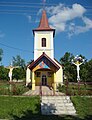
64, 81, 92, 96
0, 80, 92, 96
0, 81, 27, 95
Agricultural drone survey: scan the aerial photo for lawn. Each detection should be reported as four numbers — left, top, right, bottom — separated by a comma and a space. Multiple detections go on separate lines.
0, 96, 92, 120
0, 96, 40, 119
71, 96, 92, 119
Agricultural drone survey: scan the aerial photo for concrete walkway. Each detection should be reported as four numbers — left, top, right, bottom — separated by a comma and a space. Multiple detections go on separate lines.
23, 86, 65, 96
41, 96, 76, 115
23, 86, 76, 115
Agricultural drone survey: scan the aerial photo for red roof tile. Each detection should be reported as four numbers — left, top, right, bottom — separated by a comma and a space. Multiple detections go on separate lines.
33, 10, 55, 35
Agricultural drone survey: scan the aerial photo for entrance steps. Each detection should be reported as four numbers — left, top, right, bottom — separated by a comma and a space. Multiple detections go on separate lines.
41, 96, 76, 115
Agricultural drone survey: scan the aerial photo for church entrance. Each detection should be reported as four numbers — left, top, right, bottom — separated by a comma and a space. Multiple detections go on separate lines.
42, 74, 47, 85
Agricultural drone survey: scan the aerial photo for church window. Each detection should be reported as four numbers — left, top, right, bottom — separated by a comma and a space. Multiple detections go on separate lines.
48, 72, 52, 77
36, 72, 41, 77
42, 38, 46, 47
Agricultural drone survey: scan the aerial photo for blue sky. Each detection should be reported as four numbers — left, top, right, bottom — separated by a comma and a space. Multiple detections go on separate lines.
0, 0, 92, 66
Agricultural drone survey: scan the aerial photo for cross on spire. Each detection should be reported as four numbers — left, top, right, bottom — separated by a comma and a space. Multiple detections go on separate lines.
42, 0, 46, 9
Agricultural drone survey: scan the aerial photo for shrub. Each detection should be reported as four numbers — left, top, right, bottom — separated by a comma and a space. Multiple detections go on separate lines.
57, 84, 66, 93
0, 82, 29, 95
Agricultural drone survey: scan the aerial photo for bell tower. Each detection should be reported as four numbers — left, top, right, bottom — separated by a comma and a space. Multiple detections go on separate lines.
33, 10, 55, 60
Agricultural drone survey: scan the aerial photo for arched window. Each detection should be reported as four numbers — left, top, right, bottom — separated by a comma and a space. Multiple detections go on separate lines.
42, 38, 46, 47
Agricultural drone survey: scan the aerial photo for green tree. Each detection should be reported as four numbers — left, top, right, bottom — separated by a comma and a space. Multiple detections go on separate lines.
0, 49, 3, 64
60, 52, 76, 82
60, 52, 87, 82
13, 68, 26, 80
0, 66, 9, 80
87, 59, 92, 81
12, 55, 26, 81
12, 55, 26, 68
82, 59, 92, 82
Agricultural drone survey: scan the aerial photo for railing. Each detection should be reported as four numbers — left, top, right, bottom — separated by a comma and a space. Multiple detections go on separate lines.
39, 84, 42, 96
0, 80, 27, 95
0, 80, 92, 96
64, 81, 92, 96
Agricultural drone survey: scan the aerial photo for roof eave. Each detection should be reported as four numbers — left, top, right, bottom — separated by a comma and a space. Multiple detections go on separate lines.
33, 29, 55, 37
28, 52, 60, 71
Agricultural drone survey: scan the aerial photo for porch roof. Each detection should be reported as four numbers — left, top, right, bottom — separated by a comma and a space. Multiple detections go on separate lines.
28, 52, 60, 71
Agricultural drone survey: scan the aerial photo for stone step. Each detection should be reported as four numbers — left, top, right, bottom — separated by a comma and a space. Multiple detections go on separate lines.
42, 96, 68, 98
68, 111, 76, 115
41, 96, 76, 115
42, 98, 68, 101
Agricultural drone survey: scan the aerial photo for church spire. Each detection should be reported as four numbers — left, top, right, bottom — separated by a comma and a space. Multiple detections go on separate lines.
37, 10, 52, 30
33, 10, 55, 35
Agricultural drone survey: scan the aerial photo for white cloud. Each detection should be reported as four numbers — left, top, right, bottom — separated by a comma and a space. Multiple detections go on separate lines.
42, 3, 92, 37
46, 3, 64, 15
50, 23, 66, 32
45, 3, 86, 33
68, 17, 92, 37
48, 3, 86, 23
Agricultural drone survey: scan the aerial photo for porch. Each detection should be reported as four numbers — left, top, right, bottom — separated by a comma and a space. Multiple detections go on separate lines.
31, 69, 57, 91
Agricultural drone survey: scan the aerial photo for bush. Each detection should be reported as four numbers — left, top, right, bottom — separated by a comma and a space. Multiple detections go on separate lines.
0, 82, 29, 95
57, 84, 66, 93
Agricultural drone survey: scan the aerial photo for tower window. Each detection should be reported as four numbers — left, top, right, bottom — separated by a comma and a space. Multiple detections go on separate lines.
42, 38, 46, 47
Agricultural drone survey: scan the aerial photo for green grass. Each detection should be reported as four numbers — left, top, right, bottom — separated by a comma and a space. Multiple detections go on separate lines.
0, 96, 40, 119
0, 96, 92, 120
71, 96, 92, 119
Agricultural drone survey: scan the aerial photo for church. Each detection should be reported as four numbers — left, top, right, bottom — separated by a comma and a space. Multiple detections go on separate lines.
26, 10, 63, 91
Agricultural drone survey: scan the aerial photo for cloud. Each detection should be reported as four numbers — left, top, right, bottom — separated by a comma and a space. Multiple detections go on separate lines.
0, 31, 5, 38
46, 3, 86, 32
68, 17, 92, 37
48, 4, 86, 23
44, 3, 92, 37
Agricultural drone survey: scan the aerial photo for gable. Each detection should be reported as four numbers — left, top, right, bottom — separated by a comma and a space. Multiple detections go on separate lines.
28, 52, 60, 72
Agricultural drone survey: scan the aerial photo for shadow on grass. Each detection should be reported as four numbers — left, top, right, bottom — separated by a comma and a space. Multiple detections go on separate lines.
10, 103, 92, 120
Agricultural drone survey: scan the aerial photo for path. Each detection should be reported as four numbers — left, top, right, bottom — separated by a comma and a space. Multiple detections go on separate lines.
23, 86, 65, 96
23, 86, 76, 115
41, 96, 76, 115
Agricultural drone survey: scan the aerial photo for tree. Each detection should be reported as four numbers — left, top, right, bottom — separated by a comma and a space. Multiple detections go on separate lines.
13, 68, 26, 80
0, 66, 9, 80
87, 59, 92, 81
60, 52, 76, 82
82, 59, 92, 82
12, 55, 26, 68
12, 55, 26, 80
0, 49, 3, 64
60, 52, 88, 82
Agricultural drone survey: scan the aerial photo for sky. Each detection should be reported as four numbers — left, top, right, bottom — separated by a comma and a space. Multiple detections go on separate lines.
0, 0, 92, 66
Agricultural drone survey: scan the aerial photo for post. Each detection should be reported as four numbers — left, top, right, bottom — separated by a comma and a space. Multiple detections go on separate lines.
26, 67, 31, 86
53, 72, 56, 95
32, 71, 35, 90
66, 80, 69, 95
78, 80, 80, 95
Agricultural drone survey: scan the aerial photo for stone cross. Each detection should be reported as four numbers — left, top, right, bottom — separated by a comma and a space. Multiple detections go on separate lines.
5, 62, 19, 82
72, 55, 84, 81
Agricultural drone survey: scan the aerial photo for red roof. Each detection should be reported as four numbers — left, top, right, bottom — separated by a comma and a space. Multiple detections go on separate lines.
33, 10, 55, 35
28, 52, 60, 71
